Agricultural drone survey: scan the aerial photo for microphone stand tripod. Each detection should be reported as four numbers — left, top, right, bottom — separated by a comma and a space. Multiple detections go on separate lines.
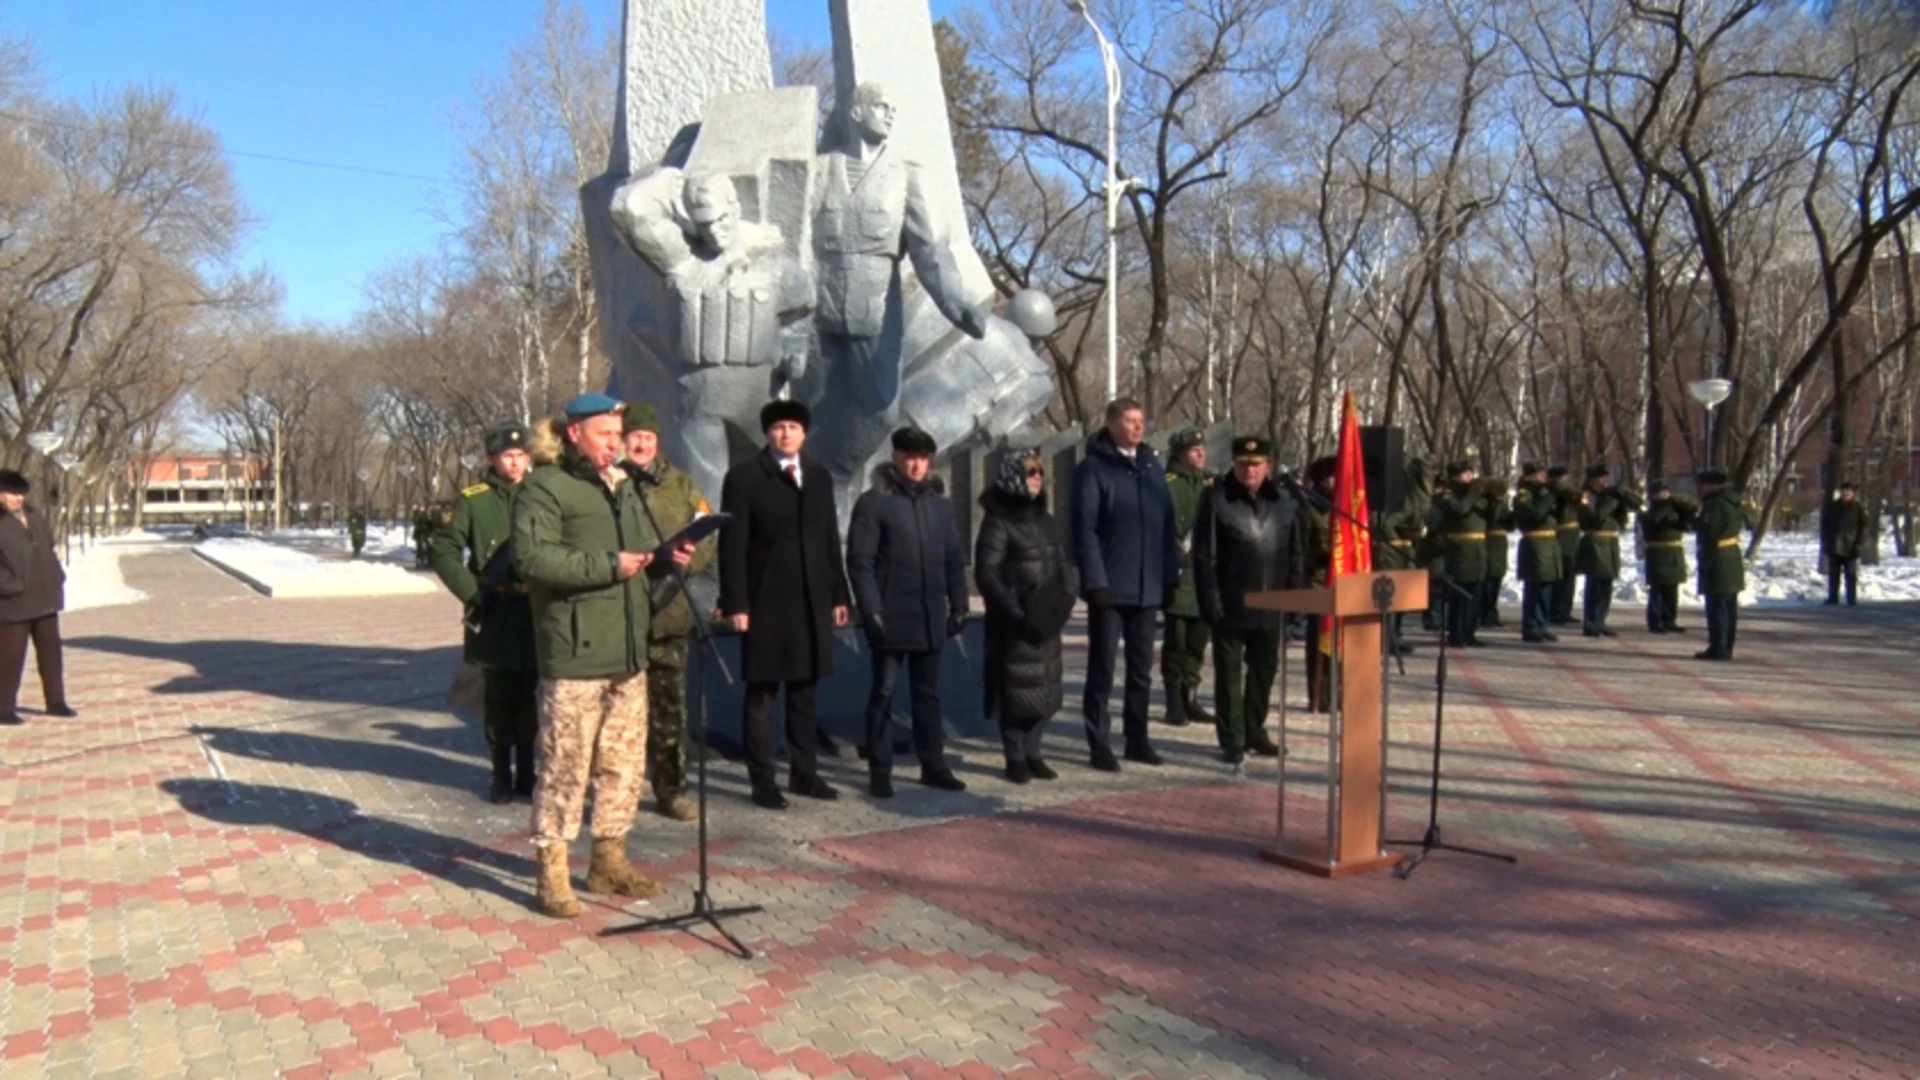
604, 476, 762, 958
1281, 471, 1516, 880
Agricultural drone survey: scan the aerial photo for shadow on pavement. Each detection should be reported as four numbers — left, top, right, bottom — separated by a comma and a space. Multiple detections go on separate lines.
190, 723, 488, 794
70, 636, 461, 710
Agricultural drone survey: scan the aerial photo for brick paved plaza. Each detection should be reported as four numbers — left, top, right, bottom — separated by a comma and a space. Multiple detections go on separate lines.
1, 544, 1915, 1078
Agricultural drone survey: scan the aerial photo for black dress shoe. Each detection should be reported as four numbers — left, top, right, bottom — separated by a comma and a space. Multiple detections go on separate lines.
1648, 626, 1668, 635
487, 776, 513, 805
1222, 750, 1245, 766
1005, 758, 1032, 785
1123, 744, 1164, 766
1462, 638, 1489, 648
1582, 629, 1601, 638
1089, 746, 1122, 773
1247, 739, 1280, 758
1026, 758, 1057, 781
1521, 633, 1548, 643
1693, 650, 1728, 662
0, 712, 21, 726
920, 767, 967, 792
752, 785, 789, 810
869, 774, 894, 799
1598, 628, 1618, 638
1668, 625, 1689, 633
45, 703, 77, 718
1543, 632, 1560, 643
789, 776, 840, 801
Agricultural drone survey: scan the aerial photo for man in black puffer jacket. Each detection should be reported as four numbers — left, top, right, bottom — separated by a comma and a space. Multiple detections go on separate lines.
1193, 438, 1305, 765
846, 427, 970, 798
1071, 398, 1180, 771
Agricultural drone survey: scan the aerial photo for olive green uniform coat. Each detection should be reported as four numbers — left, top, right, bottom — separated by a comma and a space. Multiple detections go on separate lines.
1696, 489, 1747, 595
1161, 463, 1211, 711
1638, 497, 1696, 588
1427, 484, 1490, 583
429, 473, 536, 672
636, 459, 717, 804
513, 452, 660, 681
1512, 484, 1562, 583
1576, 489, 1634, 580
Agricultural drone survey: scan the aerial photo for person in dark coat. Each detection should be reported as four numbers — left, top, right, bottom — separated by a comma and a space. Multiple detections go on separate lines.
846, 427, 969, 798
1070, 397, 1179, 770
1638, 480, 1696, 633
1193, 437, 1304, 764
719, 400, 853, 809
1576, 463, 1640, 637
1299, 456, 1337, 713
1513, 463, 1562, 644
1821, 481, 1868, 606
975, 449, 1074, 784
1695, 470, 1747, 660
1548, 465, 1580, 625
0, 469, 71, 725
1428, 461, 1490, 648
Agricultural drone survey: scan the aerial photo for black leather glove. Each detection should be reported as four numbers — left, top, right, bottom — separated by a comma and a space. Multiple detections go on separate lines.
946, 612, 967, 638
1083, 587, 1111, 611
863, 615, 887, 642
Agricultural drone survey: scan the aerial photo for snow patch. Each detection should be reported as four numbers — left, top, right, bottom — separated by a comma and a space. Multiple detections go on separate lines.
64, 543, 150, 611
193, 538, 439, 598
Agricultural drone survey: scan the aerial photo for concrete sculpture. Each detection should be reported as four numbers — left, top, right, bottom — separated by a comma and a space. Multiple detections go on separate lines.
584, 0, 1055, 515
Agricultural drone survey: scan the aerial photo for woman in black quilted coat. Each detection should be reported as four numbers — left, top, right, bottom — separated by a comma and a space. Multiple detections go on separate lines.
975, 450, 1075, 783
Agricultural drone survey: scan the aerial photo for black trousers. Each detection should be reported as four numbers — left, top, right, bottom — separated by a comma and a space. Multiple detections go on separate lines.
1647, 584, 1680, 631
1827, 558, 1858, 605
1582, 577, 1614, 633
1521, 580, 1553, 639
1083, 603, 1157, 753
1444, 578, 1481, 645
481, 667, 539, 783
1551, 557, 1577, 622
743, 680, 819, 789
1705, 594, 1739, 657
1213, 624, 1281, 752
865, 649, 945, 778
1303, 618, 1332, 712
0, 615, 64, 714
1479, 575, 1504, 624
1000, 716, 1048, 764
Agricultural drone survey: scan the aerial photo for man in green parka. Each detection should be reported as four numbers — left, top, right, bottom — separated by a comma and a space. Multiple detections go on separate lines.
622, 403, 717, 822
1161, 428, 1212, 727
1638, 480, 1696, 634
1513, 463, 1562, 643
1427, 460, 1489, 648
1694, 470, 1746, 660
1548, 465, 1580, 625
1576, 463, 1638, 638
429, 421, 538, 803
514, 392, 695, 918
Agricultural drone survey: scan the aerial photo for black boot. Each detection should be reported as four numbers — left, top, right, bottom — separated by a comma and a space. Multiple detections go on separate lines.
487, 745, 513, 804
513, 741, 536, 798
1161, 682, 1190, 727
1182, 686, 1214, 726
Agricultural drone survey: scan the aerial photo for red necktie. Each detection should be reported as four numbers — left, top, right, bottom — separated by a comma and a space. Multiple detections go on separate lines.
785, 463, 800, 488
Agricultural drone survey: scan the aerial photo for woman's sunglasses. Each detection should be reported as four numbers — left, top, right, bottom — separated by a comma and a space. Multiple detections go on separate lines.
1024, 467, 1045, 477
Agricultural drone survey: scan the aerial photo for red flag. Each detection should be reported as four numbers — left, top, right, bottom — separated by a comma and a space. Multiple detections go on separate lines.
1320, 392, 1372, 655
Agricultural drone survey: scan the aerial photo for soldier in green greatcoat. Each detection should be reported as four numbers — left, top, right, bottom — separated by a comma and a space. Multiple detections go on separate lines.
1638, 480, 1696, 634
1480, 482, 1513, 629
622, 403, 718, 822
1376, 457, 1428, 655
1161, 428, 1212, 727
1694, 469, 1746, 660
428, 421, 538, 803
1548, 465, 1580, 625
1575, 463, 1640, 638
1427, 461, 1489, 648
1512, 463, 1562, 643
411, 506, 436, 569
347, 507, 367, 558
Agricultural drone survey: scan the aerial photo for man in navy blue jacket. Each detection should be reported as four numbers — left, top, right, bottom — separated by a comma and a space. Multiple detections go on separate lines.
1071, 398, 1180, 770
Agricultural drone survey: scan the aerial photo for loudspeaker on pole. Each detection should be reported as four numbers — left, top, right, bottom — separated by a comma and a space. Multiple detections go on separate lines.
1358, 426, 1405, 515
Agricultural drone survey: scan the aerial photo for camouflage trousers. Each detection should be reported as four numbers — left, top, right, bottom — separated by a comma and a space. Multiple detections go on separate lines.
530, 672, 648, 848
647, 637, 689, 802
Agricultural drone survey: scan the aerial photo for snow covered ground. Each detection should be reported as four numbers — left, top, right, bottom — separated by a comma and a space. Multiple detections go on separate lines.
1486, 529, 1920, 608
269, 522, 417, 564
63, 536, 156, 611
193, 537, 439, 598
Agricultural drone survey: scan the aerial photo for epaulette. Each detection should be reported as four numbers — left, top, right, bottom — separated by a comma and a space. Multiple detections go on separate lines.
461, 483, 490, 498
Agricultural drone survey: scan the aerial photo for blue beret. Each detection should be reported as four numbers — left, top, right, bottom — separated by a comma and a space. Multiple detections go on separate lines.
563, 392, 625, 420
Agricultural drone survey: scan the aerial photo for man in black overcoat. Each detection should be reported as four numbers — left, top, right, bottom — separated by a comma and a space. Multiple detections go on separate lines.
719, 400, 853, 809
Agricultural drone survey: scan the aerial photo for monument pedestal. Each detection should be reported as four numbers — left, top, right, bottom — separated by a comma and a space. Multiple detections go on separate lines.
1249, 570, 1427, 878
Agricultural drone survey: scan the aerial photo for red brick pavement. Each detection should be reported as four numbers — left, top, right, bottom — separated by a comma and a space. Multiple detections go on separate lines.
822, 605, 1920, 1079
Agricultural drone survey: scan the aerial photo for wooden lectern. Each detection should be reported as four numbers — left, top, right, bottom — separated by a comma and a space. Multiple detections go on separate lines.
1247, 569, 1428, 878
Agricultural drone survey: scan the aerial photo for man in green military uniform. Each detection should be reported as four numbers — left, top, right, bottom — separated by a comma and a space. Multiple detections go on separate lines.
1512, 463, 1562, 643
1576, 463, 1640, 638
1161, 428, 1212, 727
429, 422, 538, 803
1480, 480, 1513, 629
347, 507, 367, 558
412, 506, 435, 569
1548, 465, 1580, 625
1639, 480, 1696, 634
1694, 469, 1746, 660
622, 403, 717, 822
1376, 458, 1428, 656
1428, 460, 1489, 648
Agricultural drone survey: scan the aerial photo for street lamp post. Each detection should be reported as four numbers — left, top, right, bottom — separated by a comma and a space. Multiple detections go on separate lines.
397, 462, 417, 525
51, 451, 79, 563
1066, 0, 1124, 404
459, 453, 481, 484
1688, 378, 1733, 475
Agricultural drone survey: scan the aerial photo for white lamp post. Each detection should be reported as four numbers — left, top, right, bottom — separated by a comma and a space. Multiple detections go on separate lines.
50, 452, 79, 562
459, 453, 481, 479
1688, 378, 1733, 473
1066, 0, 1124, 404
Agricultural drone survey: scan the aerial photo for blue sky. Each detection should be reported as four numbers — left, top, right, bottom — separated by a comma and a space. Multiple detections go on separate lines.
0, 0, 928, 328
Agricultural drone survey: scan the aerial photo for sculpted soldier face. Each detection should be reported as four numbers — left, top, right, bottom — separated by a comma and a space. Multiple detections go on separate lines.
851, 84, 896, 144
684, 175, 741, 253
568, 414, 626, 472
491, 448, 530, 484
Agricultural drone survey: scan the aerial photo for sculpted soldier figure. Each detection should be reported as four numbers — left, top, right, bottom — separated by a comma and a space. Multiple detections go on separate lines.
608, 169, 814, 501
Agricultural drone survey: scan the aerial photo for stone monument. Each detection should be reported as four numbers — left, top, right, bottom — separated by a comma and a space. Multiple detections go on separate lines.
583, 0, 1056, 517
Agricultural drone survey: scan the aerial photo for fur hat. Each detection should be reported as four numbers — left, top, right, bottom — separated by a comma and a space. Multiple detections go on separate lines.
1585, 462, 1611, 479
1546, 465, 1570, 481
891, 426, 936, 455
484, 422, 529, 456
0, 469, 28, 495
760, 399, 811, 432
623, 403, 658, 435
1169, 426, 1205, 453
1306, 456, 1338, 483
1446, 460, 1476, 479
1698, 468, 1729, 485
